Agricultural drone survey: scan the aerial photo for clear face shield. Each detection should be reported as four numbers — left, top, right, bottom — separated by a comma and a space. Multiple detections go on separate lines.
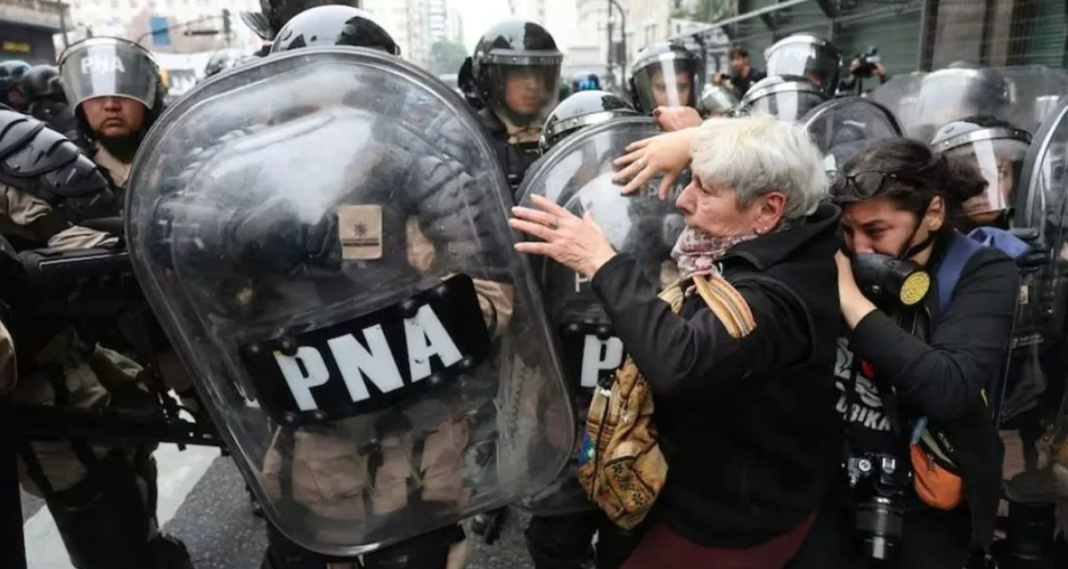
765, 43, 839, 94
59, 39, 159, 110
485, 58, 562, 129
744, 87, 827, 123
632, 58, 699, 112
945, 137, 1030, 224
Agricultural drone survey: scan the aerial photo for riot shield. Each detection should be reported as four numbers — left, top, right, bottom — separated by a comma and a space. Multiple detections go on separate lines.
872, 66, 1068, 142
1011, 97, 1068, 462
802, 97, 903, 176
125, 48, 573, 555
515, 117, 682, 514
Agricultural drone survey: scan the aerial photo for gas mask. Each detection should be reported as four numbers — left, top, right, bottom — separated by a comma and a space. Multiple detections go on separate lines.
850, 252, 931, 307
849, 209, 935, 307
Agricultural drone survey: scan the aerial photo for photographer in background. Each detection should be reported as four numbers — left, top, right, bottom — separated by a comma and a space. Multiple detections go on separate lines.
840, 47, 889, 95
713, 46, 765, 98
786, 138, 1017, 569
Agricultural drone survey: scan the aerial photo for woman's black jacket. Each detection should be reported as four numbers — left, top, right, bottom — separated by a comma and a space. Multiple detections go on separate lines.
590, 203, 843, 548
847, 232, 1019, 549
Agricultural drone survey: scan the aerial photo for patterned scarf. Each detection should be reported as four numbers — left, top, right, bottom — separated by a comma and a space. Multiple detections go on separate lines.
671, 226, 758, 280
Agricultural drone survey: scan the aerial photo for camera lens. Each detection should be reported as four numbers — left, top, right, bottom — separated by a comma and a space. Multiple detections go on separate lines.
855, 496, 904, 561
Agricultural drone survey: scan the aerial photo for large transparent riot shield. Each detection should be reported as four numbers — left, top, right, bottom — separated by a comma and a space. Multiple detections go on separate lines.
1003, 96, 1068, 509
125, 49, 573, 554
871, 66, 1068, 142
802, 97, 902, 176
514, 117, 682, 514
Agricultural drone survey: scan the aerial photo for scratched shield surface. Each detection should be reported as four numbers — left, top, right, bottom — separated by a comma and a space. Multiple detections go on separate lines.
126, 48, 573, 556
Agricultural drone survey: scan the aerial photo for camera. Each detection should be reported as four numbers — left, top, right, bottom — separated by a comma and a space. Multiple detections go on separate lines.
847, 452, 911, 560
852, 47, 881, 79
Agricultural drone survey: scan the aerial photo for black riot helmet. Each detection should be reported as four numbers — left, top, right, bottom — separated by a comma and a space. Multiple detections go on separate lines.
540, 90, 638, 150
739, 75, 828, 122
270, 5, 400, 55
628, 42, 701, 114
472, 19, 563, 128
58, 37, 165, 140
0, 60, 31, 108
242, 0, 361, 41
765, 33, 841, 96
931, 116, 1031, 227
204, 49, 252, 78
18, 65, 65, 102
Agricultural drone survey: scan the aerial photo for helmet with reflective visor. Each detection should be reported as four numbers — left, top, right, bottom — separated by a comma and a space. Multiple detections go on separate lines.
471, 19, 563, 129
628, 42, 701, 114
931, 116, 1031, 226
540, 90, 638, 151
58, 37, 160, 112
764, 33, 841, 96
739, 75, 828, 122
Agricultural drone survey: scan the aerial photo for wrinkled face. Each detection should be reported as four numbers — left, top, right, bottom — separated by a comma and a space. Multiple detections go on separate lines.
842, 196, 944, 258
503, 69, 547, 116
652, 70, 693, 108
81, 96, 146, 138
675, 174, 769, 237
731, 54, 748, 74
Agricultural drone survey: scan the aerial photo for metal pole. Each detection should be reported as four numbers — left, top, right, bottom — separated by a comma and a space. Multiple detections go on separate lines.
670, 0, 810, 42
57, 2, 70, 50
607, 0, 626, 80
606, 0, 613, 77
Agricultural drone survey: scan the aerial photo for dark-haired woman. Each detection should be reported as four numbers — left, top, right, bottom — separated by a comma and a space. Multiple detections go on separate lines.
785, 138, 1019, 568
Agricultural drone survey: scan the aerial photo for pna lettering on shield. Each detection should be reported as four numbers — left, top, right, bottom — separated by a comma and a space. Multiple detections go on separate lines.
82, 55, 126, 74
274, 304, 463, 411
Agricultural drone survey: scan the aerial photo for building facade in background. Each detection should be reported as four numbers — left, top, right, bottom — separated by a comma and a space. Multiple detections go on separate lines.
0, 0, 63, 63
62, 0, 262, 53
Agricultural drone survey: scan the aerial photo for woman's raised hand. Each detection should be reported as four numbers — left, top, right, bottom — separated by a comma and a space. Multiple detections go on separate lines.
612, 127, 698, 201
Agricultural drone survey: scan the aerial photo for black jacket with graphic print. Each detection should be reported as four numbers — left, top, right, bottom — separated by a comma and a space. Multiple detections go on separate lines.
591, 203, 843, 548
847, 232, 1019, 549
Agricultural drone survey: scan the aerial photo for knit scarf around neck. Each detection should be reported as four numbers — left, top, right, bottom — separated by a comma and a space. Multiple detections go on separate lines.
671, 226, 758, 280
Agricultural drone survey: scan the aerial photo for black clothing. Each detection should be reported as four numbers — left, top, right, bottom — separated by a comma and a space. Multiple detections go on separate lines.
731, 67, 766, 97
846, 235, 1017, 549
475, 108, 540, 197
590, 203, 843, 548
525, 511, 642, 569
783, 488, 972, 569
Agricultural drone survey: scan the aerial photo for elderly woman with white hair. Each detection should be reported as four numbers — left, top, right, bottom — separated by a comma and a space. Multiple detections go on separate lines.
509, 116, 842, 569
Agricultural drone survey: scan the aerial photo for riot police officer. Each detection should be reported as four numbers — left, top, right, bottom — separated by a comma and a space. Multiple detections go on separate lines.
0, 60, 30, 111
126, 5, 574, 568
517, 92, 653, 569
763, 33, 842, 97
59, 37, 165, 188
203, 49, 253, 79
253, 7, 498, 568
0, 112, 193, 569
629, 42, 701, 115
470, 19, 563, 194
931, 116, 1031, 232
737, 75, 829, 122
539, 90, 639, 151
17, 65, 80, 142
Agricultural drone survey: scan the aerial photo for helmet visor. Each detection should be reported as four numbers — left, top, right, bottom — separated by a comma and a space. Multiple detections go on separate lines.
485, 61, 561, 128
60, 41, 158, 109
766, 44, 839, 94
632, 59, 699, 112
945, 137, 1030, 220
745, 90, 827, 123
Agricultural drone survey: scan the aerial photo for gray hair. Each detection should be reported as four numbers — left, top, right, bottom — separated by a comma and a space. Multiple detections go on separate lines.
690, 115, 828, 222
